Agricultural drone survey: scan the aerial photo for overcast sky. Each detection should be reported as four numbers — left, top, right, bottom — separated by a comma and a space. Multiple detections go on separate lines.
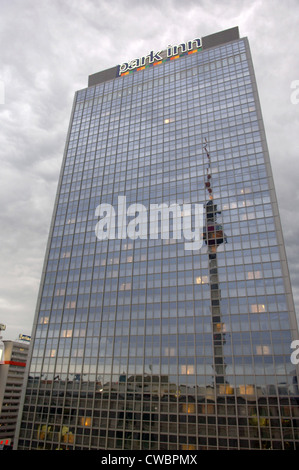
0, 0, 298, 341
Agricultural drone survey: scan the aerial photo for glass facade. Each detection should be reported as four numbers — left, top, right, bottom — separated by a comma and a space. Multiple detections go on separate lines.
15, 29, 299, 450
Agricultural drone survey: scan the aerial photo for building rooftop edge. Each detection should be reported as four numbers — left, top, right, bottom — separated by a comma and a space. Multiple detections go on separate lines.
88, 26, 240, 88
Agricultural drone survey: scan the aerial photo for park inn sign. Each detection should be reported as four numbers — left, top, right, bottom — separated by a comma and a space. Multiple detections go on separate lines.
117, 37, 202, 76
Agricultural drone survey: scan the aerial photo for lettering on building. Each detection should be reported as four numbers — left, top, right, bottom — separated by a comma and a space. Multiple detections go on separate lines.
118, 38, 201, 76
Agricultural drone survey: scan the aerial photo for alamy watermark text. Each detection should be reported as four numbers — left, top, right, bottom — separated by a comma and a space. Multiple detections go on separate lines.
95, 196, 204, 251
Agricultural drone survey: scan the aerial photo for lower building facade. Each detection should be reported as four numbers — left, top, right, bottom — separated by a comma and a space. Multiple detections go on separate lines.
15, 27, 299, 450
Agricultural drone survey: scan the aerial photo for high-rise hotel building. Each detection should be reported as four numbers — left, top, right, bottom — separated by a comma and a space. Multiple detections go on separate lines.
15, 27, 299, 450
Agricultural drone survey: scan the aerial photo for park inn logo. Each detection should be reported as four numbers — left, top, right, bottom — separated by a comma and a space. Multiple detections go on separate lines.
117, 38, 202, 76
95, 196, 204, 251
